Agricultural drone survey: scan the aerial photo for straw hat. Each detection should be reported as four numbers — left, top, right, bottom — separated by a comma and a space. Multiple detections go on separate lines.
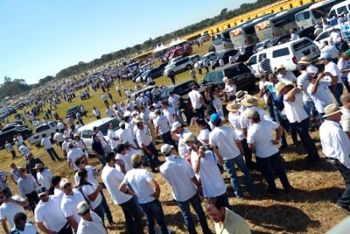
131, 153, 143, 166
240, 95, 258, 107
236, 90, 248, 102
323, 103, 341, 118
298, 56, 311, 65
275, 80, 294, 94
134, 116, 143, 123
183, 132, 197, 143
226, 102, 240, 113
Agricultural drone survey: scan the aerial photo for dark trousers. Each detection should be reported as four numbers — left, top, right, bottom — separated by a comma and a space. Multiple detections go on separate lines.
100, 191, 113, 223
143, 143, 160, 170
342, 76, 350, 93
26, 191, 39, 212
10, 150, 16, 159
177, 193, 211, 234
139, 199, 168, 234
161, 132, 176, 148
290, 118, 319, 162
120, 198, 143, 234
194, 107, 205, 120
334, 163, 350, 207
256, 152, 291, 193
93, 202, 106, 226
57, 222, 73, 234
47, 147, 61, 161
240, 138, 253, 169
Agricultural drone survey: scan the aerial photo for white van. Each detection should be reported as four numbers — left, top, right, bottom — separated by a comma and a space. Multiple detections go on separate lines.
246, 37, 320, 76
329, 0, 350, 19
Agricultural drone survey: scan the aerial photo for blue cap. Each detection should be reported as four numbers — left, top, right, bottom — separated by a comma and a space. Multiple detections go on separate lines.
210, 113, 221, 123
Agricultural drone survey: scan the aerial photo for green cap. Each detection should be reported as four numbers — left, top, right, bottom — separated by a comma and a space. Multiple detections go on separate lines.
345, 49, 350, 57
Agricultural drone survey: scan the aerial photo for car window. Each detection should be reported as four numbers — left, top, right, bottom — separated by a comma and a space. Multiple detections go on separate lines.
36, 125, 50, 133
99, 119, 120, 135
175, 58, 189, 66
295, 11, 310, 21
293, 39, 312, 51
317, 31, 330, 41
272, 48, 290, 58
338, 6, 348, 14
258, 53, 266, 62
224, 64, 248, 78
248, 55, 257, 65
204, 71, 223, 83
81, 130, 94, 139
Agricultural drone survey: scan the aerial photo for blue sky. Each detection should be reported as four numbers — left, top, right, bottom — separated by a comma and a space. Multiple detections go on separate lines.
0, 0, 254, 84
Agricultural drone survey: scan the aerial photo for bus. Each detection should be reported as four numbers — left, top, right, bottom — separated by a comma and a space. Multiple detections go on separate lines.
254, 4, 311, 42
295, 0, 343, 29
211, 28, 234, 51
229, 14, 274, 50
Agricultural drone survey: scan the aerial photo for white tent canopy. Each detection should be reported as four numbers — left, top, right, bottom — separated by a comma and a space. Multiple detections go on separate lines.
153, 43, 168, 53
168, 37, 186, 47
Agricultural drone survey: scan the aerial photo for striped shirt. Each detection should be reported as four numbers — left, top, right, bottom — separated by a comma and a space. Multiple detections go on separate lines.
259, 58, 272, 75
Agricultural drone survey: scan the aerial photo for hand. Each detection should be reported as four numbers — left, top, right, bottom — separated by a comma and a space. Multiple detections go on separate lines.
271, 139, 279, 145
198, 146, 205, 158
115, 159, 125, 168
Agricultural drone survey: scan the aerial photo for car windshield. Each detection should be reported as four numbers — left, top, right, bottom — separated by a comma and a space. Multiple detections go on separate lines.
204, 71, 223, 83
36, 125, 50, 133
99, 119, 120, 135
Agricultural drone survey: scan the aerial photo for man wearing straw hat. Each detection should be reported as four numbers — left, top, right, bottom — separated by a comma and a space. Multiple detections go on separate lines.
320, 103, 350, 212
276, 80, 320, 165
227, 101, 254, 169
275, 65, 297, 83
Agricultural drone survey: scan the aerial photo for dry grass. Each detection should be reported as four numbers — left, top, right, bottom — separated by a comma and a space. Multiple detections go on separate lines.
0, 41, 348, 234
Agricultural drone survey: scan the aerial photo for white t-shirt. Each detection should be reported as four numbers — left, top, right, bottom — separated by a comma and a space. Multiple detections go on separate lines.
160, 155, 197, 202
61, 189, 85, 224
122, 168, 155, 204
11, 222, 37, 234
209, 126, 241, 160
191, 150, 226, 198
168, 95, 180, 109
307, 80, 336, 114
163, 108, 176, 125
338, 58, 350, 77
135, 125, 152, 147
240, 107, 266, 130
37, 168, 53, 190
101, 165, 132, 205
177, 128, 191, 159
76, 211, 107, 234
34, 196, 67, 232
53, 132, 64, 143
41, 137, 53, 149
0, 195, 25, 229
283, 92, 309, 123
154, 115, 170, 135
228, 112, 245, 140
67, 148, 84, 171
247, 120, 280, 158
325, 61, 342, 84
120, 128, 137, 148
107, 129, 120, 150
188, 90, 203, 109
81, 183, 102, 210
297, 71, 312, 102
74, 165, 98, 186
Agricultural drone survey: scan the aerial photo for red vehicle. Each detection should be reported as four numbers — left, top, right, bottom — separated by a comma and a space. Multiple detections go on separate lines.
163, 42, 192, 62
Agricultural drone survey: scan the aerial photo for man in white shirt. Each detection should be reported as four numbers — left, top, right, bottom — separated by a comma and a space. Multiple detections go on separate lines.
67, 143, 84, 171
320, 104, 350, 212
41, 134, 62, 161
246, 109, 292, 195
120, 153, 169, 234
134, 117, 159, 172
53, 129, 64, 147
153, 109, 176, 148
168, 92, 181, 116
107, 122, 120, 153
34, 188, 72, 234
60, 178, 85, 232
188, 84, 205, 119
92, 107, 101, 120
171, 122, 192, 160
276, 65, 297, 83
341, 94, 350, 139
11, 212, 38, 234
161, 101, 176, 125
0, 190, 28, 234
208, 113, 255, 198
159, 144, 211, 234
101, 153, 143, 234
34, 163, 53, 191
321, 54, 343, 106
76, 201, 107, 234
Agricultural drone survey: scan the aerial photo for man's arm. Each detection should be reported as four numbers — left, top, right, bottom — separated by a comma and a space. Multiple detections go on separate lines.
149, 179, 160, 199
66, 216, 78, 230
37, 222, 56, 234
234, 140, 243, 154
1, 219, 9, 234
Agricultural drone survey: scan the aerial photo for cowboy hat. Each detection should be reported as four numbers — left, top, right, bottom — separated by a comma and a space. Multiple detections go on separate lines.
226, 102, 240, 113
240, 95, 258, 107
323, 103, 341, 118
298, 56, 311, 65
275, 80, 294, 94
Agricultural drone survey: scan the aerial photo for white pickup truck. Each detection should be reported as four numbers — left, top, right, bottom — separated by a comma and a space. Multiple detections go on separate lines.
28, 121, 57, 147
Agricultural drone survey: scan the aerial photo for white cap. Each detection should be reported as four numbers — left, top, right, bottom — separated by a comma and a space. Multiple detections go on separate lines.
306, 64, 319, 74
123, 111, 131, 118
160, 144, 174, 155
171, 122, 182, 132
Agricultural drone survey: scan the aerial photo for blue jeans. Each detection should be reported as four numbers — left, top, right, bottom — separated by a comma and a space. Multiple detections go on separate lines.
176, 193, 211, 234
224, 154, 255, 197
139, 199, 168, 234
256, 152, 291, 193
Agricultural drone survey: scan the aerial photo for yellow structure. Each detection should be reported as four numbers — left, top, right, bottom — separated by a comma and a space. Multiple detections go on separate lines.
184, 0, 319, 40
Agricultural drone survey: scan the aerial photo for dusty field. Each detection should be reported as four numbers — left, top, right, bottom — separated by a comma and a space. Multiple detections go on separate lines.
0, 42, 348, 233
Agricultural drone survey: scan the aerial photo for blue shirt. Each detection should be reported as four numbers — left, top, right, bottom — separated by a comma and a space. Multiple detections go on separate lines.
266, 83, 284, 110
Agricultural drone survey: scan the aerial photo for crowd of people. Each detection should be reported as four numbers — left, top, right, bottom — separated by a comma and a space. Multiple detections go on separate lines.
2, 14, 350, 234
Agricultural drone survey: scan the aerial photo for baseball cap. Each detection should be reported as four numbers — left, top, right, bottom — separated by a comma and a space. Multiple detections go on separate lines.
77, 201, 90, 215
171, 122, 182, 132
59, 178, 71, 189
160, 144, 174, 155
210, 113, 221, 123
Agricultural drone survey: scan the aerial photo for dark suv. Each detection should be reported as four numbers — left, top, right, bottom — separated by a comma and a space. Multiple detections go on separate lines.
0, 126, 32, 148
202, 62, 256, 90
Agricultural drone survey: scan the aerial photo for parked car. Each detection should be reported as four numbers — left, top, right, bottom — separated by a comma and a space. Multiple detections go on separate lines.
0, 126, 32, 149
247, 37, 320, 77
163, 56, 195, 76
200, 52, 218, 64
314, 26, 340, 49
202, 62, 256, 90
215, 49, 240, 65
78, 118, 120, 155
66, 105, 86, 119
28, 121, 57, 147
